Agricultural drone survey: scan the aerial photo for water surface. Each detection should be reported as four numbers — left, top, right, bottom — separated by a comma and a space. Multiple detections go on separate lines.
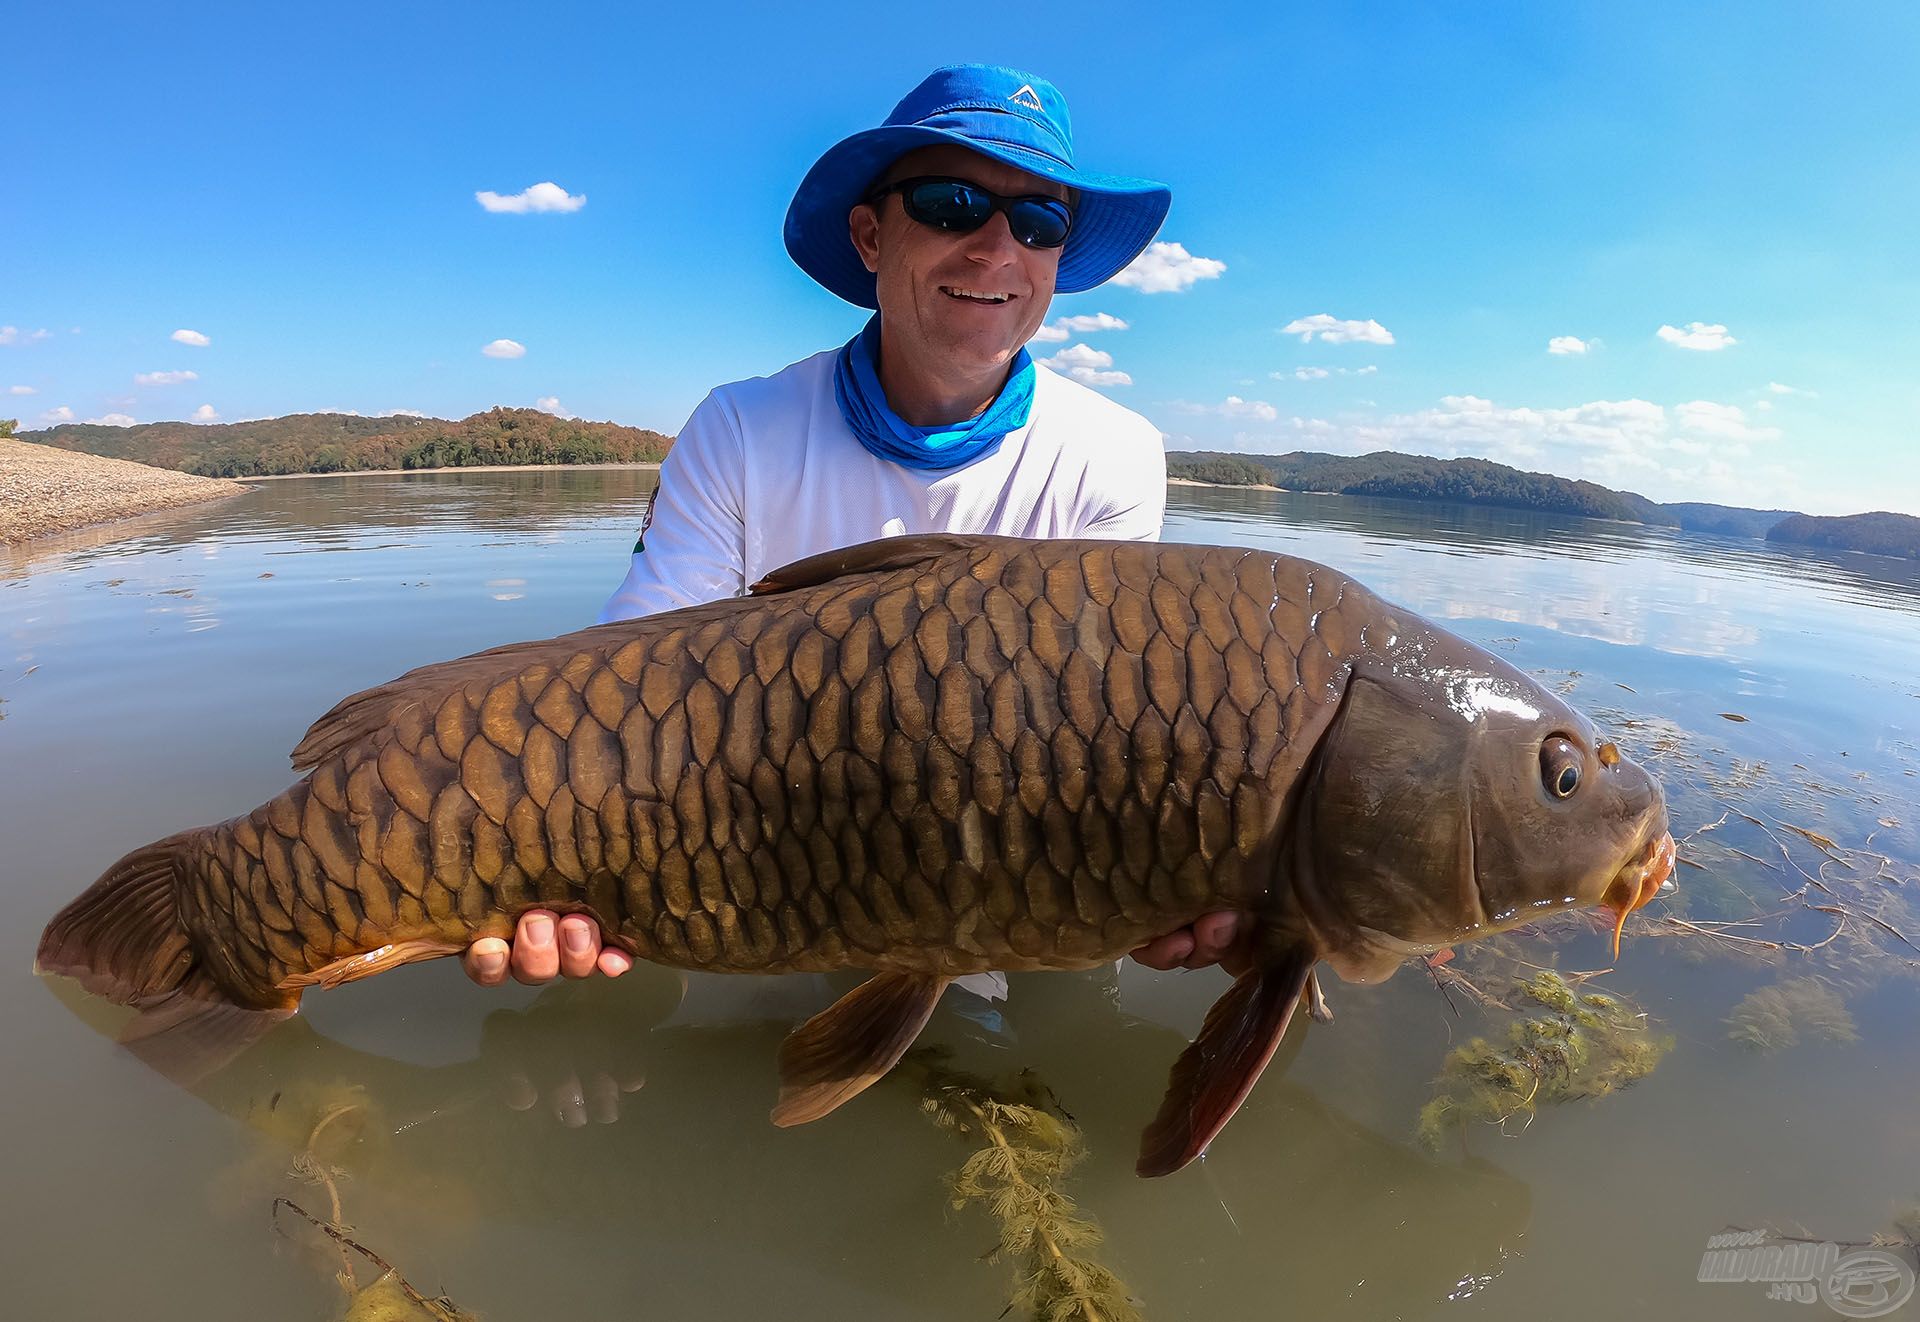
3, 472, 1916, 1320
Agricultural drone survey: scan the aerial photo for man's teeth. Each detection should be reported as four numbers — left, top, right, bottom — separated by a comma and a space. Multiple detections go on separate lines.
943, 287, 1011, 303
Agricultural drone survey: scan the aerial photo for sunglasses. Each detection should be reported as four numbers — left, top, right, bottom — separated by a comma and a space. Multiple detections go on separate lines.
867, 176, 1075, 250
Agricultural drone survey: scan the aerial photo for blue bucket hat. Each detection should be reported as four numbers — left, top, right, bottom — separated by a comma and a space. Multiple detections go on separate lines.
784, 64, 1171, 309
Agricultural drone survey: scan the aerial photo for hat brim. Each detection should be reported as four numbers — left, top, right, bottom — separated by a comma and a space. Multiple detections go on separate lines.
783, 125, 1171, 309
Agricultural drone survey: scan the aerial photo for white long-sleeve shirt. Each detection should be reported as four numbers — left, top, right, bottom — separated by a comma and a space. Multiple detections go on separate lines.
597, 347, 1167, 623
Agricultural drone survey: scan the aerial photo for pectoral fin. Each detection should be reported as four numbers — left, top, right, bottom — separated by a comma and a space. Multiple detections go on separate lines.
1137, 949, 1314, 1177
770, 972, 951, 1127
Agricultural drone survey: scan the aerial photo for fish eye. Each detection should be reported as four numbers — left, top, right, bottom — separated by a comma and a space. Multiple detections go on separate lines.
1541, 737, 1582, 799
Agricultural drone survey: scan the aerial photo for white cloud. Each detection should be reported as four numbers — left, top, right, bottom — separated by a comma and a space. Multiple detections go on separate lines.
1028, 324, 1071, 343
1548, 336, 1590, 355
8, 385, 35, 395
1767, 381, 1817, 397
1110, 242, 1226, 294
191, 404, 220, 422
536, 395, 575, 417
382, 408, 429, 418
1054, 312, 1128, 334
40, 405, 74, 423
84, 412, 137, 427
476, 181, 586, 214
170, 328, 211, 347
1281, 314, 1395, 346
1177, 395, 1281, 422
481, 339, 526, 359
1270, 365, 1377, 381
1675, 400, 1780, 442
0, 326, 53, 346
1657, 321, 1737, 351
1038, 343, 1132, 387
135, 369, 199, 386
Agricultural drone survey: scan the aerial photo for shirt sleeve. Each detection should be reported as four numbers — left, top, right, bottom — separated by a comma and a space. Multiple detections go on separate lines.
595, 391, 748, 624
1079, 428, 1167, 543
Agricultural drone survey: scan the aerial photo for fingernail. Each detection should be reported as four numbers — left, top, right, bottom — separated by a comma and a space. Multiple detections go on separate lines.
564, 924, 591, 954
526, 915, 553, 944
477, 952, 506, 976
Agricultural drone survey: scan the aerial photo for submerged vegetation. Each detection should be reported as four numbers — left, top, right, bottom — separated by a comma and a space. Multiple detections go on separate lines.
912, 1053, 1141, 1322
1417, 970, 1672, 1151
1725, 977, 1859, 1051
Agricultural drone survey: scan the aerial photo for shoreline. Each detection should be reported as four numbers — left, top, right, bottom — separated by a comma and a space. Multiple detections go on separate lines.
1167, 476, 1287, 492
1, 440, 248, 546
247, 461, 664, 481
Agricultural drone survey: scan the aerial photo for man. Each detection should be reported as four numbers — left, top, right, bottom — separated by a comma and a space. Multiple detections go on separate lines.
464, 64, 1246, 991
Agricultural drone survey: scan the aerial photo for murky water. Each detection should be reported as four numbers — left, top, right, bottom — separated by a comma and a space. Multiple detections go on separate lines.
3, 471, 1917, 1321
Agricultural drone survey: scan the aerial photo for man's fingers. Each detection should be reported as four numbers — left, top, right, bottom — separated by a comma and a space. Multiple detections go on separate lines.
586, 1072, 621, 1125
549, 1073, 587, 1129
502, 1070, 538, 1112
1185, 911, 1242, 968
597, 947, 634, 978
511, 911, 561, 984
1129, 930, 1196, 971
464, 937, 511, 987
557, 915, 601, 979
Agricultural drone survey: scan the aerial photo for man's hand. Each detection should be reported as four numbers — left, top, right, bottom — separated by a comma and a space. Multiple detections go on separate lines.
462, 911, 634, 987
462, 909, 1253, 986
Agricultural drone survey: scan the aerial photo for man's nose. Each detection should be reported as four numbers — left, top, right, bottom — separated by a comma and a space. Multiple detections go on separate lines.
958, 210, 1024, 263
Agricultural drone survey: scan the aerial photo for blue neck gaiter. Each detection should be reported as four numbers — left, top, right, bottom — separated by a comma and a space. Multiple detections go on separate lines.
832, 314, 1035, 471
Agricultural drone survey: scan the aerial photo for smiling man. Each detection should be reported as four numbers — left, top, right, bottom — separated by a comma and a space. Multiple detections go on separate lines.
465, 65, 1248, 990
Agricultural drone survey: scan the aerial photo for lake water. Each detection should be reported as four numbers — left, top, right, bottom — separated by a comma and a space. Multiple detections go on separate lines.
3, 470, 1917, 1321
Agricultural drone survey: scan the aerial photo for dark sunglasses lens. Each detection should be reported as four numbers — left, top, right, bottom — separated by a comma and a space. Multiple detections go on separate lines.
904, 181, 992, 232
1008, 200, 1071, 249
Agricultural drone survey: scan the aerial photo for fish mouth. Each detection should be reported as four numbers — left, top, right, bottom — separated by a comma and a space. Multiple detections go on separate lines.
1599, 831, 1676, 958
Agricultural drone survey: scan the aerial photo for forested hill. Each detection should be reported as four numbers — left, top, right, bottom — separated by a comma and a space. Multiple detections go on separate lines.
19, 408, 673, 477
1169, 449, 1814, 536
1767, 512, 1920, 559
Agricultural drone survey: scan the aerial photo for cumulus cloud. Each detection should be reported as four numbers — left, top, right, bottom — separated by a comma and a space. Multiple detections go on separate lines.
1192, 393, 1807, 505
476, 182, 586, 214
1767, 381, 1817, 397
1657, 321, 1736, 351
85, 412, 137, 427
135, 369, 199, 386
8, 385, 35, 395
171, 328, 211, 347
1548, 335, 1590, 355
40, 405, 74, 423
0, 326, 53, 346
481, 339, 526, 359
1177, 395, 1280, 422
1038, 344, 1132, 387
536, 396, 575, 417
1281, 314, 1395, 346
191, 404, 220, 422
1110, 242, 1226, 294
383, 408, 429, 418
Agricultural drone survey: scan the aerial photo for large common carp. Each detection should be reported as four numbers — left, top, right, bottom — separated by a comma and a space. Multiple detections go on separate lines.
37, 534, 1674, 1174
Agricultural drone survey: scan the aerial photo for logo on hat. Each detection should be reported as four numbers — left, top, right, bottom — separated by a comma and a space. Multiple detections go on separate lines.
1008, 84, 1044, 111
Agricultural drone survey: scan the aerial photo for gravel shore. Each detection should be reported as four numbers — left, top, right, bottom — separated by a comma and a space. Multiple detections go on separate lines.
0, 440, 246, 543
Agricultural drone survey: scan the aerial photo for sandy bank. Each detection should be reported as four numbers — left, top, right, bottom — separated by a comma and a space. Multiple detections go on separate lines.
1167, 477, 1286, 492
0, 440, 248, 544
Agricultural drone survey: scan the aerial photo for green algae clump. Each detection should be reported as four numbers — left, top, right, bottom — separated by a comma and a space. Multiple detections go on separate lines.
1725, 977, 1859, 1051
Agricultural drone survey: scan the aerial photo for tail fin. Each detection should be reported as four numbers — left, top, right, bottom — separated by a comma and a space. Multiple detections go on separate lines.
35, 835, 291, 1082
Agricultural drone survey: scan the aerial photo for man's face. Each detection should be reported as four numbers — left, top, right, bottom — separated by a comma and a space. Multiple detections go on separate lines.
850, 144, 1068, 380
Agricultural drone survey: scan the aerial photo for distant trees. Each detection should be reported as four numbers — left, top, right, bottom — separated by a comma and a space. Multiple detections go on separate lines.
1167, 454, 1276, 485
0, 418, 16, 437
21, 407, 673, 477
1768, 512, 1920, 559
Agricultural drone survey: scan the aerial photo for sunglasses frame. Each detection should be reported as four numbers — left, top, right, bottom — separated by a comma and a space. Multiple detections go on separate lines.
866, 175, 1075, 250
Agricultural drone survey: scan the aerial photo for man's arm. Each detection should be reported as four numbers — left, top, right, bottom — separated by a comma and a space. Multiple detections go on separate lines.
596, 391, 748, 623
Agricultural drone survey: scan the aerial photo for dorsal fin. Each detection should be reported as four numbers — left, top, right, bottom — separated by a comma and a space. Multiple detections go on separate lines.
748, 533, 993, 596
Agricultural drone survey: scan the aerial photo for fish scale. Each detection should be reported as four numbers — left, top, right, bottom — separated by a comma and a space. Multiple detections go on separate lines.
156, 538, 1355, 997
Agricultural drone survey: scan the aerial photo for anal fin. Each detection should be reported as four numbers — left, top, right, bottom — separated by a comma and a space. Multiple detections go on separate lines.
1137, 949, 1315, 1177
276, 939, 469, 992
770, 972, 950, 1126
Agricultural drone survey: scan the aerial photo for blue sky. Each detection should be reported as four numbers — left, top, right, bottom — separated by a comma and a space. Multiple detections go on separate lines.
6, 2, 1917, 515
